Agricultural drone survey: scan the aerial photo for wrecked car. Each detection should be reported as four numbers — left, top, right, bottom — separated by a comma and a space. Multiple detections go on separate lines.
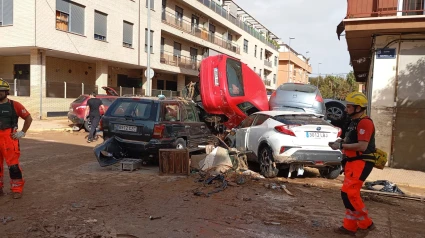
228, 111, 343, 179
95, 96, 214, 166
197, 54, 269, 129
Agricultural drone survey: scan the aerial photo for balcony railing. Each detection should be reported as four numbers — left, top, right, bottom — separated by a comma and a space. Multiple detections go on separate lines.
264, 60, 272, 68
196, 0, 279, 51
263, 79, 271, 86
160, 50, 201, 71
347, 0, 424, 18
4, 79, 30, 96
162, 11, 240, 54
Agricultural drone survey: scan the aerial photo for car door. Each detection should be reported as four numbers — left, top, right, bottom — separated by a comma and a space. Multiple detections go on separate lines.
247, 114, 270, 153
235, 114, 257, 152
181, 102, 204, 148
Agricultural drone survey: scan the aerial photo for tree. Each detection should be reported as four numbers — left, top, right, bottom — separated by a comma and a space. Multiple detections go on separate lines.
308, 71, 359, 99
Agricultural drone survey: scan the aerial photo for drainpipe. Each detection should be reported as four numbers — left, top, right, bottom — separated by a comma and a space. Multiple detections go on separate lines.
390, 35, 402, 167
39, 50, 43, 119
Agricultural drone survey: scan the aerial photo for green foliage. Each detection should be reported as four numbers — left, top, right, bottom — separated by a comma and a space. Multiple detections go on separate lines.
308, 71, 359, 100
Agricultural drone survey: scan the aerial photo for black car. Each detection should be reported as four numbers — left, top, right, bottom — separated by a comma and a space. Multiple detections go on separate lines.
96, 96, 214, 166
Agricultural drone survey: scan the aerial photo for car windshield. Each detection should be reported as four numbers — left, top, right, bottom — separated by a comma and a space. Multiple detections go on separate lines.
110, 100, 155, 120
226, 58, 244, 97
278, 84, 316, 93
73, 95, 87, 103
273, 115, 330, 125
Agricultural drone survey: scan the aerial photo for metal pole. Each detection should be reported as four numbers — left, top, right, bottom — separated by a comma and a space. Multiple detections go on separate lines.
64, 82, 67, 98
39, 50, 43, 119
288, 37, 295, 83
146, 0, 152, 96
120, 86, 122, 96
82, 83, 84, 95
14, 78, 17, 96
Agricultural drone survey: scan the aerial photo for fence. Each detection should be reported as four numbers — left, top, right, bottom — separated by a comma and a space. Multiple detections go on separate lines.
3, 79, 30, 96
46, 82, 98, 98
160, 50, 201, 71
152, 89, 181, 97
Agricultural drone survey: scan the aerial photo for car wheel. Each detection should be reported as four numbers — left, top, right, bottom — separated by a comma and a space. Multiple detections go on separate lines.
174, 138, 187, 149
84, 119, 91, 132
319, 166, 342, 179
259, 146, 279, 178
326, 102, 346, 122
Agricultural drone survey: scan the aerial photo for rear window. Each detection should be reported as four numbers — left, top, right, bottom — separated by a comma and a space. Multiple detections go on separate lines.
226, 59, 244, 97
100, 98, 115, 106
109, 100, 157, 120
73, 95, 87, 103
273, 115, 330, 126
278, 84, 316, 93
237, 102, 259, 116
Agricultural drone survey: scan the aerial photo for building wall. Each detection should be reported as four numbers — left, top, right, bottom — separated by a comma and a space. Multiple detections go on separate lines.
278, 52, 311, 86
0, 0, 35, 47
0, 56, 31, 79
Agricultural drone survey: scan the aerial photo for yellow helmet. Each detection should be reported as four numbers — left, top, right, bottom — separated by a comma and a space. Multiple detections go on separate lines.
345, 92, 368, 107
0, 78, 10, 91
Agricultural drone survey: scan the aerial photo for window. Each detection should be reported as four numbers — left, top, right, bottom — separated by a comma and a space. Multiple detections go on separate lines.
259, 69, 262, 77
278, 83, 316, 93
190, 47, 198, 62
145, 0, 154, 10
160, 37, 165, 52
56, 0, 85, 35
274, 56, 278, 66
145, 28, 154, 53
239, 114, 256, 128
173, 42, 181, 57
183, 104, 197, 122
208, 23, 215, 43
227, 33, 232, 42
94, 11, 107, 41
123, 21, 133, 47
161, 0, 166, 20
253, 114, 269, 126
237, 102, 259, 116
243, 39, 248, 53
253, 67, 256, 72
273, 74, 276, 84
163, 104, 180, 121
260, 48, 263, 60
273, 115, 331, 126
175, 6, 183, 27
254, 45, 257, 57
226, 58, 244, 97
0, 0, 13, 26
191, 14, 199, 32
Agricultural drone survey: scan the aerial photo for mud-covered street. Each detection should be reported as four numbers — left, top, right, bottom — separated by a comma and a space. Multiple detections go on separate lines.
0, 131, 424, 238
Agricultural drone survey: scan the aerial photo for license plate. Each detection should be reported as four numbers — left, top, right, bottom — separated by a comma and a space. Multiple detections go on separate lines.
115, 124, 138, 132
306, 132, 328, 138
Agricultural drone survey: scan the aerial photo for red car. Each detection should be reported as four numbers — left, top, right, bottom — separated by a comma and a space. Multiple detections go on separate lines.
68, 87, 118, 131
199, 55, 269, 129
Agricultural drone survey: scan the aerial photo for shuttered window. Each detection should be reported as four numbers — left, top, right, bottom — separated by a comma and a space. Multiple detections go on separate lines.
55, 0, 85, 35
145, 0, 154, 9
145, 28, 154, 53
94, 11, 107, 41
123, 21, 133, 48
0, 0, 13, 26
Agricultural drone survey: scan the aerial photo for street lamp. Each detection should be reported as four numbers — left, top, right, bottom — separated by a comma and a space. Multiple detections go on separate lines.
287, 37, 295, 83
317, 62, 322, 87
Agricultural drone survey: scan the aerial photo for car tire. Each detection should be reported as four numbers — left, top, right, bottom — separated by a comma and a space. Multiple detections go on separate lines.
174, 138, 187, 149
320, 166, 341, 179
259, 146, 279, 178
326, 102, 346, 123
83, 119, 91, 132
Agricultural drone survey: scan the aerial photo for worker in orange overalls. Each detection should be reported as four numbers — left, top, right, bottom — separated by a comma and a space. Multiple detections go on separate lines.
329, 92, 376, 236
0, 79, 32, 199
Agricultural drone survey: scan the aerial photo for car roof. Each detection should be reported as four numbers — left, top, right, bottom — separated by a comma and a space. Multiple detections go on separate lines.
253, 111, 322, 117
117, 96, 193, 103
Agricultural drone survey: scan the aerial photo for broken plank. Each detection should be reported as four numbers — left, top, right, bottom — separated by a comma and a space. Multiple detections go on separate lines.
361, 189, 425, 202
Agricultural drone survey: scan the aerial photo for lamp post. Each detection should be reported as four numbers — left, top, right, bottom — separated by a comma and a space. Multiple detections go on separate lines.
317, 62, 322, 87
287, 37, 295, 83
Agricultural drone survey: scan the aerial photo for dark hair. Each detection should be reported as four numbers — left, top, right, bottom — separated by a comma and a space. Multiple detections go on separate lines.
91, 92, 97, 97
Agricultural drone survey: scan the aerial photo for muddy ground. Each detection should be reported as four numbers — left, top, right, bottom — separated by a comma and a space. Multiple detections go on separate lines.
0, 131, 424, 238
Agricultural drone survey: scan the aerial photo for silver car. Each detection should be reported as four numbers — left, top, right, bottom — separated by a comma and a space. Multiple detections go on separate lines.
269, 83, 326, 117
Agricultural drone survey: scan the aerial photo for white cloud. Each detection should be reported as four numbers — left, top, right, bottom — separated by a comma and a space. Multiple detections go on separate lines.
233, 0, 352, 76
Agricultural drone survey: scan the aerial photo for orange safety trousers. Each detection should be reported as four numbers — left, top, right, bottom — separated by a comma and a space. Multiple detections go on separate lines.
341, 160, 374, 232
0, 128, 25, 193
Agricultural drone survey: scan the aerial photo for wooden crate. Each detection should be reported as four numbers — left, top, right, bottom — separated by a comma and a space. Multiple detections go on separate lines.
158, 149, 190, 176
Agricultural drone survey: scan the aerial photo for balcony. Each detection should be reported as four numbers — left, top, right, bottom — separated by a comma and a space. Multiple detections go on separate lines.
263, 79, 271, 86
347, 0, 424, 18
160, 50, 201, 71
162, 11, 240, 54
195, 0, 279, 51
264, 60, 272, 68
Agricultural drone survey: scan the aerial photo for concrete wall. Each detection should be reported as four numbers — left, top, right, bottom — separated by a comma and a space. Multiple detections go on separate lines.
0, 56, 30, 79
0, 0, 35, 47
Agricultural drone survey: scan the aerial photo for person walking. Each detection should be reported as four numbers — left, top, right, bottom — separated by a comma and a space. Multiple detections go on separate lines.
85, 92, 104, 143
329, 92, 376, 236
0, 79, 32, 199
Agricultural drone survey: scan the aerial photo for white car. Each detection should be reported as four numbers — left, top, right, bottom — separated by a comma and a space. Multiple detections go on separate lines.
231, 111, 343, 179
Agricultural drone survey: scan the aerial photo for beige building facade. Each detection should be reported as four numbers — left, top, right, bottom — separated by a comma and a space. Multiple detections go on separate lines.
277, 43, 311, 86
0, 0, 279, 118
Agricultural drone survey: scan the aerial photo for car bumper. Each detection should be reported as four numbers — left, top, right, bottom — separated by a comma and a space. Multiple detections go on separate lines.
274, 149, 342, 166
68, 112, 84, 124
113, 136, 176, 155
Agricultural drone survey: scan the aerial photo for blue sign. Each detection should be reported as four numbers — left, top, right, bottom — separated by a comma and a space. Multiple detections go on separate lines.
376, 48, 396, 59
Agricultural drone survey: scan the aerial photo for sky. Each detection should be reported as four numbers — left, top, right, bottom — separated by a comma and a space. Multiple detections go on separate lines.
233, 0, 352, 76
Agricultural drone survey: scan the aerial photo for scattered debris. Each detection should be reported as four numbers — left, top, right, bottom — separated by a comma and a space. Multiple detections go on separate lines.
264, 183, 294, 196
84, 219, 98, 223
264, 221, 281, 225
364, 180, 405, 195
2, 216, 14, 225
149, 216, 162, 220
281, 184, 294, 196
361, 189, 425, 202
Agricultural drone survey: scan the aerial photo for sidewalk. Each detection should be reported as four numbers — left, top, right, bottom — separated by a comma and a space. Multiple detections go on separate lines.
18, 117, 425, 192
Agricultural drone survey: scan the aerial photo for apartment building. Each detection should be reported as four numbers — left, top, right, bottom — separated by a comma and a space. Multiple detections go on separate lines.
337, 0, 425, 171
277, 42, 311, 85
0, 0, 280, 118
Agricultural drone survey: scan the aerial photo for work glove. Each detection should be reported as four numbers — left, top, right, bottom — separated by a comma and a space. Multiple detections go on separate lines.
328, 141, 342, 150
12, 131, 26, 140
